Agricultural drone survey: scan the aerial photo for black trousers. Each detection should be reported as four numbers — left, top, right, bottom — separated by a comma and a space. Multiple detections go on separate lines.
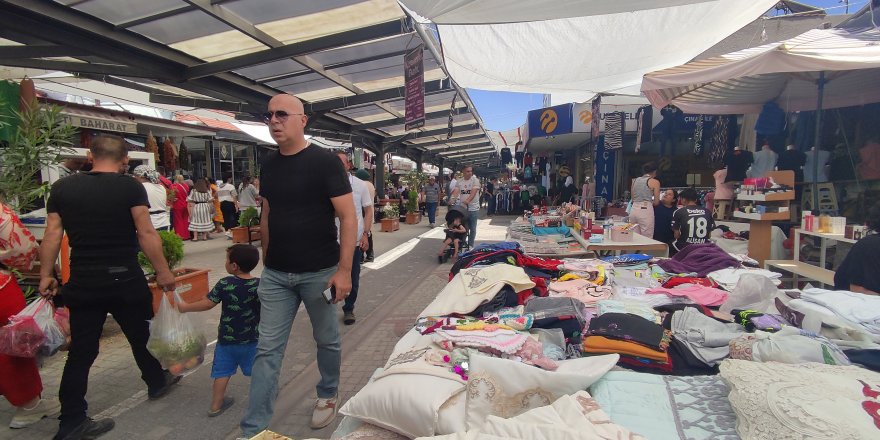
366, 231, 374, 259
343, 247, 362, 313
220, 200, 237, 230
58, 275, 165, 431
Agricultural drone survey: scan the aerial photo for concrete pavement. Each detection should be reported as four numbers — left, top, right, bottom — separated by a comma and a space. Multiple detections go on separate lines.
0, 207, 513, 440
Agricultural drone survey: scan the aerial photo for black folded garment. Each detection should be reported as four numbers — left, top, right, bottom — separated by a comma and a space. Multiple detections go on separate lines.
588, 313, 668, 351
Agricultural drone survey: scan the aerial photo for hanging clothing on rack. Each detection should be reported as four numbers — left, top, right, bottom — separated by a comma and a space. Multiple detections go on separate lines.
604, 112, 624, 150
634, 106, 653, 153
693, 115, 705, 156
500, 147, 513, 166
709, 116, 732, 165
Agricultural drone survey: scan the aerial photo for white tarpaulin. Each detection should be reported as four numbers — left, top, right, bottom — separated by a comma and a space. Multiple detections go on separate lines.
641, 27, 880, 114
400, 0, 777, 98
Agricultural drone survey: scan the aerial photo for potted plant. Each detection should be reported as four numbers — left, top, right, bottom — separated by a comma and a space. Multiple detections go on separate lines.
230, 207, 260, 243
138, 230, 211, 313
380, 203, 400, 232
404, 189, 422, 224
0, 98, 76, 218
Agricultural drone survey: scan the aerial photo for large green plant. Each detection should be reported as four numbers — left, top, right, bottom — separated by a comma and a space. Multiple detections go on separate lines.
238, 207, 259, 227
138, 230, 185, 274
0, 100, 76, 213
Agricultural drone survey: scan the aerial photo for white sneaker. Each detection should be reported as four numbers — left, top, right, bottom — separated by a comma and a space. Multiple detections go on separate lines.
9, 397, 61, 428
309, 395, 338, 429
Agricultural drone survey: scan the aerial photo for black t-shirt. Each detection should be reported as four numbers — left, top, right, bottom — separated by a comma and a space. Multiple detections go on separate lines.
653, 204, 677, 244
47, 172, 147, 268
777, 149, 806, 173
260, 144, 352, 273
671, 205, 715, 251
485, 182, 495, 197
834, 234, 880, 293
724, 150, 753, 182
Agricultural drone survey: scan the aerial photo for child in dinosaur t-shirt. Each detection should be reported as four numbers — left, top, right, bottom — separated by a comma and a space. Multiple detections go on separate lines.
178, 244, 260, 416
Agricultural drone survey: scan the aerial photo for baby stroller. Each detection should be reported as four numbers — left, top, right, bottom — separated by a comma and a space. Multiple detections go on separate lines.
439, 205, 471, 263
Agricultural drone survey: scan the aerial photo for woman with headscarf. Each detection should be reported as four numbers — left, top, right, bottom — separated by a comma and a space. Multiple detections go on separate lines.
132, 165, 170, 231
171, 175, 191, 240
208, 178, 224, 233
187, 178, 215, 241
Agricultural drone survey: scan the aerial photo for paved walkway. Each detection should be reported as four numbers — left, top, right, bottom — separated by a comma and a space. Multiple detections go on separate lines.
0, 208, 513, 440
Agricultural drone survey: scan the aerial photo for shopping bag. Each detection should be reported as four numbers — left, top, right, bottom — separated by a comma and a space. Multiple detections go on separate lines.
0, 297, 62, 358
147, 291, 207, 376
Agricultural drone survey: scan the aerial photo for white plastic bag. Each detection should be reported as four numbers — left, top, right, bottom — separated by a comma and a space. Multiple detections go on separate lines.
0, 297, 65, 358
719, 273, 779, 315
146, 292, 207, 376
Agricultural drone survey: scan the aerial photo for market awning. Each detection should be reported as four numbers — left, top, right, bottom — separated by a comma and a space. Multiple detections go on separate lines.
641, 27, 880, 114
399, 0, 779, 102
0, 0, 493, 165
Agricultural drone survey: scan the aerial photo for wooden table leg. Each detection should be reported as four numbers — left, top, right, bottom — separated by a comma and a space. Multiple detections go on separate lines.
747, 220, 772, 266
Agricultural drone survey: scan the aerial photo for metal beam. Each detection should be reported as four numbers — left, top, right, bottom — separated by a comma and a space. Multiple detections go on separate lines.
115, 5, 196, 29
307, 79, 449, 113
0, 45, 90, 59
182, 0, 366, 94
0, 58, 157, 78
356, 107, 466, 130
393, 122, 481, 143
184, 21, 404, 80
0, 1, 279, 104
418, 135, 487, 149
374, 102, 404, 118
442, 148, 496, 159
149, 93, 264, 113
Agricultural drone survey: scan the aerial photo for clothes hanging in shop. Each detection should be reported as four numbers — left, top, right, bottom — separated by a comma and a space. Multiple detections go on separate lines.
634, 105, 653, 153
803, 148, 831, 183
724, 149, 753, 182
748, 147, 778, 178
777, 148, 806, 182
604, 112, 624, 150
500, 147, 513, 166
755, 102, 786, 136
708, 116, 733, 165
693, 115, 705, 156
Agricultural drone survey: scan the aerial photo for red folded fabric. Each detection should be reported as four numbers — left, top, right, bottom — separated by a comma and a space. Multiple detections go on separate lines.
662, 277, 718, 288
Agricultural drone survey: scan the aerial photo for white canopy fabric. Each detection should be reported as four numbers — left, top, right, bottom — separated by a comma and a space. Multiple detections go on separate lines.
400, 0, 777, 98
641, 27, 880, 114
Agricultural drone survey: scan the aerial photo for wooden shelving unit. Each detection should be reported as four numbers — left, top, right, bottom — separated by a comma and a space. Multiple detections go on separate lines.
733, 170, 795, 265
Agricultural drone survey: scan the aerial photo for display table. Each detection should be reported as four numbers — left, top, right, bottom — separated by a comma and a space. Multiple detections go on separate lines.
764, 227, 854, 287
711, 221, 787, 261
570, 229, 668, 257
507, 217, 593, 257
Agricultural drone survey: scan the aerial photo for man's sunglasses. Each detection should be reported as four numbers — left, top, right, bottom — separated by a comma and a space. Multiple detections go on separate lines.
262, 110, 304, 123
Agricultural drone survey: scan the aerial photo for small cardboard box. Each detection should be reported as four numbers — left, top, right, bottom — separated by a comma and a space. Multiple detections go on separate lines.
611, 227, 633, 242
250, 431, 293, 440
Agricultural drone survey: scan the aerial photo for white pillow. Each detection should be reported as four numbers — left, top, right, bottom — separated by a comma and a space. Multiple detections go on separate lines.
465, 354, 619, 430
420, 264, 535, 317
436, 389, 467, 435
340, 373, 465, 439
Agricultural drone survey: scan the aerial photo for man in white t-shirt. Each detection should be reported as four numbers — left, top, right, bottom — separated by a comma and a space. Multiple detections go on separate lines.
217, 177, 238, 232
456, 166, 481, 247
335, 152, 373, 325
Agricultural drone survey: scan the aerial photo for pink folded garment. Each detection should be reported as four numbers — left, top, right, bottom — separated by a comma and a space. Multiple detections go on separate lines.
646, 285, 729, 307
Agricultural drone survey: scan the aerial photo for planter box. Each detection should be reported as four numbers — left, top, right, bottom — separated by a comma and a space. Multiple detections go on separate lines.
149, 268, 211, 313
231, 226, 261, 244
380, 218, 400, 232
405, 212, 422, 225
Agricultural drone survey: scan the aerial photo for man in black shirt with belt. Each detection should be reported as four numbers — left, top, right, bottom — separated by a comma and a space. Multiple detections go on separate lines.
39, 135, 179, 440
240, 94, 356, 435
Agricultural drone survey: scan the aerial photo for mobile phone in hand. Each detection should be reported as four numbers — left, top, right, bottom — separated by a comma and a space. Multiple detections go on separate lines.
322, 286, 336, 304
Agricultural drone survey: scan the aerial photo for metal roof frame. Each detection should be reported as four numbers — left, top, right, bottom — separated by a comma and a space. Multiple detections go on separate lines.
0, 0, 493, 162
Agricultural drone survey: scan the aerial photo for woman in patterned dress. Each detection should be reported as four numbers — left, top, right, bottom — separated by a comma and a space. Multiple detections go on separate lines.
188, 178, 215, 241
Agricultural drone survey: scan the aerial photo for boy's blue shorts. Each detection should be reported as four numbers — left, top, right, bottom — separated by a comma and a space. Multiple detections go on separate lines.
211, 341, 257, 379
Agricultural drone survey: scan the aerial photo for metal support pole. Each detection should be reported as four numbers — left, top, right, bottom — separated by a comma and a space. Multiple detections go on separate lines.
375, 144, 386, 201
812, 71, 826, 212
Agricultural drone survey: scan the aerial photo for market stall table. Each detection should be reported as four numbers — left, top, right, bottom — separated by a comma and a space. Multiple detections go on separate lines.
507, 216, 593, 257
571, 229, 669, 257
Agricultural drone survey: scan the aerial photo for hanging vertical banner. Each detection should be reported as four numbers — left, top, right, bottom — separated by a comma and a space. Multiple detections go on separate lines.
447, 92, 458, 139
590, 95, 602, 143
404, 44, 425, 131
595, 135, 616, 202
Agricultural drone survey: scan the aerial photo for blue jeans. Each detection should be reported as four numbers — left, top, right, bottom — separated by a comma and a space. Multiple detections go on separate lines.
487, 196, 496, 215
343, 247, 361, 313
467, 210, 478, 247
426, 202, 438, 225
240, 265, 340, 436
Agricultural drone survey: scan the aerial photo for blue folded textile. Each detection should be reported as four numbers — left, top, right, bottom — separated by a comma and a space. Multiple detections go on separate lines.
532, 226, 570, 236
